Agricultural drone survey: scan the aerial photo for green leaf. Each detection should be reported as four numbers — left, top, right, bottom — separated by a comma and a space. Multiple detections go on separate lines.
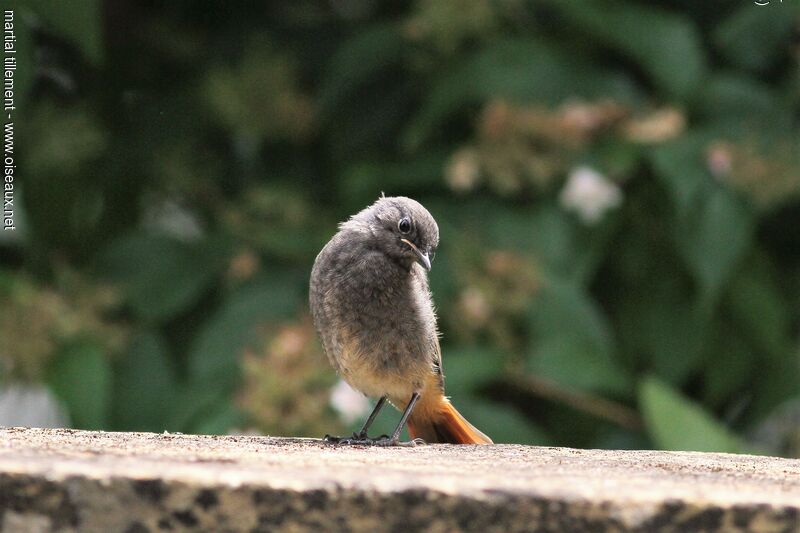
725, 255, 791, 360
111, 333, 176, 431
694, 75, 779, 125
24, 0, 103, 64
441, 346, 506, 399
678, 187, 754, 304
188, 274, 303, 389
540, 207, 619, 285
47, 343, 111, 429
639, 377, 743, 453
588, 139, 643, 179
404, 38, 639, 148
97, 233, 231, 322
618, 290, 704, 386
745, 357, 800, 426
714, 4, 798, 74
650, 136, 709, 223
701, 322, 755, 409
545, 0, 706, 98
527, 278, 631, 395
651, 137, 754, 303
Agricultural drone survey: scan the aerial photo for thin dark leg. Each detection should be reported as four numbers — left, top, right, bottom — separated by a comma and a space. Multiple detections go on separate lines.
324, 393, 425, 447
324, 396, 386, 444
391, 392, 419, 441
374, 392, 423, 447
355, 396, 386, 439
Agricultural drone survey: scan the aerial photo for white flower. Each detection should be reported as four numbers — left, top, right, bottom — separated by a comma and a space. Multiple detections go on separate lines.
559, 166, 622, 224
445, 148, 481, 192
0, 384, 69, 428
329, 379, 370, 425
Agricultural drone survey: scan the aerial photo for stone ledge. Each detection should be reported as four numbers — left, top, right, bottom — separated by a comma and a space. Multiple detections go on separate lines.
1, 427, 799, 532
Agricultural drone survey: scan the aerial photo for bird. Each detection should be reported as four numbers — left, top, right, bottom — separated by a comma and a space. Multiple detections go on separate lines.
309, 195, 492, 446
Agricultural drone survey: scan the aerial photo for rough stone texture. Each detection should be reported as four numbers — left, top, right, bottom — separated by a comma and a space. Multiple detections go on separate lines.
0, 427, 799, 532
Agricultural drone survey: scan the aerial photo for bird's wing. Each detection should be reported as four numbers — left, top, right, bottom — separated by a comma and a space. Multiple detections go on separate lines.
412, 264, 445, 393
431, 333, 445, 393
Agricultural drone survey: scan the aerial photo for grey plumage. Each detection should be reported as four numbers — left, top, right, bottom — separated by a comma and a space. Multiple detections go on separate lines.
309, 196, 443, 411
310, 196, 492, 445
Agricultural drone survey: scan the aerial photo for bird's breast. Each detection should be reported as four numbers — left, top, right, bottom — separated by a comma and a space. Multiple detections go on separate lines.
324, 257, 435, 379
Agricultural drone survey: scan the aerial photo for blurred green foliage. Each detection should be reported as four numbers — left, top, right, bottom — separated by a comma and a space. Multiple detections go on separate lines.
2, 0, 800, 455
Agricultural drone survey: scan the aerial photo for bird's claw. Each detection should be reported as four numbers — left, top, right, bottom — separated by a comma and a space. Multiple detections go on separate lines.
322, 434, 426, 447
323, 434, 370, 445
373, 436, 426, 447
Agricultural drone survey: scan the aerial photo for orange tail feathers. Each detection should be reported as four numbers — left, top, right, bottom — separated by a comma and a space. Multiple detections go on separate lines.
407, 398, 493, 444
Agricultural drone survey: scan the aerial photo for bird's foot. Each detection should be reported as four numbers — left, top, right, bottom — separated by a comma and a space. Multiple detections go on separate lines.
372, 436, 426, 447
322, 432, 372, 445
323, 433, 425, 447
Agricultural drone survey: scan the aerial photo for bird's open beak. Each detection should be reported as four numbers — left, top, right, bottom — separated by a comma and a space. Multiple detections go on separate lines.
401, 238, 431, 271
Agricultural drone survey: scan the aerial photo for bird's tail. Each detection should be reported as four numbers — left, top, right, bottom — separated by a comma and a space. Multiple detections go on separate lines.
407, 398, 493, 444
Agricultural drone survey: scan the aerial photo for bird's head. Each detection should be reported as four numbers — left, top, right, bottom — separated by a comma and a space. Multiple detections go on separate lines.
346, 196, 439, 271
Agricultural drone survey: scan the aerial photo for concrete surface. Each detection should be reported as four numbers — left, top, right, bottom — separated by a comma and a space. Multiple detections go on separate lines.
0, 427, 799, 532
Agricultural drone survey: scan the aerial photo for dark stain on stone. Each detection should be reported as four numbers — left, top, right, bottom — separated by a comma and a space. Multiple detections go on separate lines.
172, 509, 199, 527
157, 517, 173, 530
509, 496, 623, 533
0, 476, 80, 529
195, 489, 219, 510
641, 500, 685, 531
304, 489, 328, 511
52, 488, 81, 529
133, 480, 167, 504
765, 507, 800, 533
254, 490, 297, 529
731, 506, 755, 528
0, 478, 32, 512
251, 489, 267, 505
252, 488, 294, 512
782, 506, 799, 526
678, 507, 724, 531
257, 510, 287, 529
124, 522, 150, 533
398, 489, 427, 507
452, 499, 484, 530
350, 492, 367, 508
728, 504, 800, 532
483, 504, 505, 528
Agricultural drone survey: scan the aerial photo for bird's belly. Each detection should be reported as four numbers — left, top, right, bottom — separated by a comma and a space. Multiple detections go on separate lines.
334, 320, 432, 401
314, 264, 438, 404
339, 356, 412, 401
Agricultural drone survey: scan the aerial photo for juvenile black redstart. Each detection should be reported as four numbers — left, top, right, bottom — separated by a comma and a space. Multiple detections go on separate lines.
310, 196, 492, 446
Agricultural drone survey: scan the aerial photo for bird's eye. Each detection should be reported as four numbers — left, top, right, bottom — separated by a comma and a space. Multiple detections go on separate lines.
398, 217, 411, 234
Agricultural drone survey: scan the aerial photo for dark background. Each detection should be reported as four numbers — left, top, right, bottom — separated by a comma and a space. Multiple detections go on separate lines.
2, 0, 800, 455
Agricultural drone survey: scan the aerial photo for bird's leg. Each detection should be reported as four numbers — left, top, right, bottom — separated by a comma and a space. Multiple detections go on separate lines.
324, 393, 425, 446
373, 392, 425, 447
354, 396, 386, 439
323, 396, 387, 445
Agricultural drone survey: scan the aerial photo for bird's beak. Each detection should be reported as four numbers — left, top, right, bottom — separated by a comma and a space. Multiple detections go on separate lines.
401, 239, 431, 271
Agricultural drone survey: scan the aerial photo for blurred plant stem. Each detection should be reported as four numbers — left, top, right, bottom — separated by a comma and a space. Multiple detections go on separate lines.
510, 372, 643, 432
